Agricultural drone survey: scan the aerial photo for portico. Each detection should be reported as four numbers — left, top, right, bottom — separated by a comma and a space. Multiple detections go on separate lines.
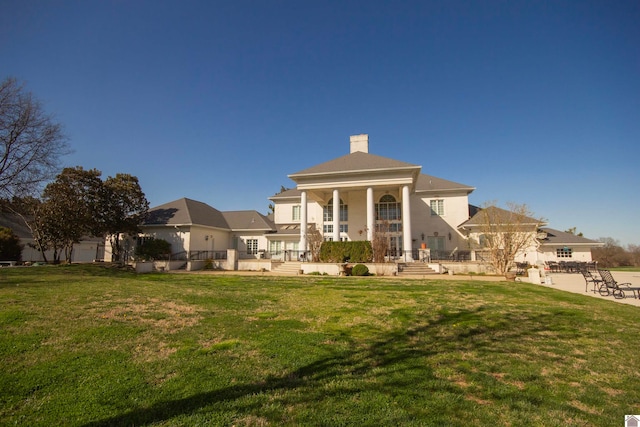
288, 135, 421, 260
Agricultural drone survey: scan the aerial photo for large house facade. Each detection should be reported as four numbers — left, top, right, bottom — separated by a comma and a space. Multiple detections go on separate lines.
119, 134, 601, 272
267, 134, 475, 261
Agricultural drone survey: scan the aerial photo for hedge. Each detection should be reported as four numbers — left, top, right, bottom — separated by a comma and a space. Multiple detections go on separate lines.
319, 241, 373, 263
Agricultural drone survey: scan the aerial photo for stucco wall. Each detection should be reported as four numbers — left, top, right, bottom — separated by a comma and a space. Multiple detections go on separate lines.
411, 194, 470, 251
538, 246, 593, 262
20, 239, 103, 263
189, 226, 230, 252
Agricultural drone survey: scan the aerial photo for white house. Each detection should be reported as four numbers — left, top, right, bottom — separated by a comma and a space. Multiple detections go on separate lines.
128, 198, 276, 262
267, 134, 475, 261
62, 133, 598, 272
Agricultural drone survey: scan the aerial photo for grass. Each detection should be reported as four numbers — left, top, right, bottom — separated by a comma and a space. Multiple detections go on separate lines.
1, 265, 639, 426
610, 266, 640, 272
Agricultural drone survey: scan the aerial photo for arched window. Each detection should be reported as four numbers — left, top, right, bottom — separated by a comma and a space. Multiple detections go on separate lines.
376, 195, 401, 221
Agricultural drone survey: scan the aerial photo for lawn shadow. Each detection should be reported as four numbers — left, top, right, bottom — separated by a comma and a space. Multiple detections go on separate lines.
81, 305, 574, 426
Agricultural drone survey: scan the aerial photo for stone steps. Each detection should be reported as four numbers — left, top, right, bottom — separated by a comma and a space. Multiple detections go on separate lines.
271, 261, 304, 275
398, 263, 438, 277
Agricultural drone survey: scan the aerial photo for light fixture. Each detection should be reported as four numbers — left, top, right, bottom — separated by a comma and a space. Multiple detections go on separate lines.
421, 232, 425, 241
448, 232, 452, 240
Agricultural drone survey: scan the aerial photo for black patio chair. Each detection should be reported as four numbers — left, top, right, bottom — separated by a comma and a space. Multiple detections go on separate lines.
597, 269, 640, 299
580, 269, 602, 293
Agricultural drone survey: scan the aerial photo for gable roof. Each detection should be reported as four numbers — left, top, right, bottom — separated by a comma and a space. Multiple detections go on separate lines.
144, 198, 276, 232
143, 198, 230, 229
289, 151, 420, 177
222, 211, 276, 232
538, 227, 604, 247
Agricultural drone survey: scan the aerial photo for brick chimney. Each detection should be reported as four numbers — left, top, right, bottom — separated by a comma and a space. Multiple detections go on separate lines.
350, 134, 369, 153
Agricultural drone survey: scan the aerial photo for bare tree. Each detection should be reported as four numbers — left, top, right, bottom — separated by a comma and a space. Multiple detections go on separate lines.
370, 221, 391, 263
0, 77, 69, 198
306, 223, 323, 262
473, 202, 543, 276
628, 244, 640, 267
592, 237, 631, 268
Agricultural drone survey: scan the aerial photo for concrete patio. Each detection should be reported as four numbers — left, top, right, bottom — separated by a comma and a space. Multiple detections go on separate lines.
539, 271, 640, 307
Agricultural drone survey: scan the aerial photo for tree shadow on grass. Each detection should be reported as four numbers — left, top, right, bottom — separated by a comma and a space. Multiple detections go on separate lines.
81, 306, 578, 426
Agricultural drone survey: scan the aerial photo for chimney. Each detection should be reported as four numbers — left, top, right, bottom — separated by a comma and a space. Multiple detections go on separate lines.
350, 134, 369, 153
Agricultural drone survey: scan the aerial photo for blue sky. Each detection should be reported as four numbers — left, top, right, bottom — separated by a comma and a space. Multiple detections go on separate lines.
2, 0, 638, 245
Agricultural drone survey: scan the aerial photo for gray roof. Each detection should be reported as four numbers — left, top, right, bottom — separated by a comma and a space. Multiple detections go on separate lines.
144, 198, 276, 232
144, 198, 230, 229
415, 174, 475, 193
270, 174, 472, 199
460, 205, 543, 228
222, 211, 276, 231
269, 188, 302, 200
0, 212, 33, 239
538, 227, 603, 246
289, 151, 420, 177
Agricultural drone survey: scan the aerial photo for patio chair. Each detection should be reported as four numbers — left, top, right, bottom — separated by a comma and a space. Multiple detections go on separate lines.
580, 269, 602, 293
597, 269, 640, 299
516, 262, 529, 276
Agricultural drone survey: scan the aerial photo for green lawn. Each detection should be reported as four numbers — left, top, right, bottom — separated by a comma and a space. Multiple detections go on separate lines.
1, 265, 639, 426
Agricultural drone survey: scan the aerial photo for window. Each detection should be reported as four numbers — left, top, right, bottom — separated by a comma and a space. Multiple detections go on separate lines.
376, 223, 402, 233
323, 224, 333, 234
430, 199, 444, 216
376, 195, 401, 220
324, 199, 348, 222
246, 239, 258, 254
269, 241, 281, 253
557, 247, 572, 258
292, 205, 301, 221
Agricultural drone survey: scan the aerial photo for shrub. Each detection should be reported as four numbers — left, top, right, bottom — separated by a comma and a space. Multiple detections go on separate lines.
135, 238, 171, 261
351, 264, 369, 276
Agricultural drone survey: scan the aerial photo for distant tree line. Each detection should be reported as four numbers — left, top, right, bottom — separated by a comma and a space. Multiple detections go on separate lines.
592, 238, 640, 268
563, 227, 639, 268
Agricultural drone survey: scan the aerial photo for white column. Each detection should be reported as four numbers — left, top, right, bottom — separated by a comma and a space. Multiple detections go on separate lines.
332, 189, 340, 241
366, 187, 374, 241
402, 185, 413, 261
300, 191, 307, 253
